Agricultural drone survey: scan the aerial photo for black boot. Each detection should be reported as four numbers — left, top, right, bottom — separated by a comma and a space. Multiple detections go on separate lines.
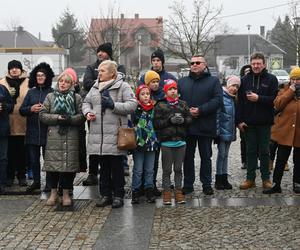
131, 191, 140, 204
145, 188, 155, 203
153, 185, 161, 196
82, 174, 98, 186
112, 197, 124, 208
263, 183, 282, 194
222, 174, 233, 190
215, 175, 224, 190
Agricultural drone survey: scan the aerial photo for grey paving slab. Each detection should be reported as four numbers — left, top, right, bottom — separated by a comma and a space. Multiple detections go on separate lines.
93, 202, 155, 250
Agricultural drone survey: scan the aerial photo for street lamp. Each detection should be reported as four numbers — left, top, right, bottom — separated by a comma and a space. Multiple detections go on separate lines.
294, 17, 300, 66
247, 24, 251, 64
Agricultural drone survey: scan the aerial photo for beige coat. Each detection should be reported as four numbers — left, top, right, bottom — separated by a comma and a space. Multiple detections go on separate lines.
0, 72, 29, 135
271, 85, 300, 147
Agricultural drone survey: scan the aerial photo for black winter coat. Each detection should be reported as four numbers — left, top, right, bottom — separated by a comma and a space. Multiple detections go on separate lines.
154, 99, 192, 142
236, 69, 278, 126
19, 86, 53, 145
0, 85, 14, 137
178, 71, 223, 137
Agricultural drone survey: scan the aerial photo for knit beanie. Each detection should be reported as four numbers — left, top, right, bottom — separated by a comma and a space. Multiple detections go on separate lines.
144, 70, 160, 85
96, 42, 113, 59
226, 75, 241, 88
290, 67, 300, 79
151, 48, 165, 64
163, 79, 177, 93
64, 68, 78, 83
136, 84, 150, 100
8, 60, 23, 71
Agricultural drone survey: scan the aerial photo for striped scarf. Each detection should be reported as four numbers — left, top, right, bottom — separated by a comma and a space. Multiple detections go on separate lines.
53, 89, 76, 115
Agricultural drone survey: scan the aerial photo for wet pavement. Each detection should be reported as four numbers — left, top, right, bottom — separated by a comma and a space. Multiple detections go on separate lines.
0, 139, 300, 249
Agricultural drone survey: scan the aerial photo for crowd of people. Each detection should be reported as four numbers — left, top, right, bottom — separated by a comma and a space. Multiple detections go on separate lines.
0, 44, 299, 209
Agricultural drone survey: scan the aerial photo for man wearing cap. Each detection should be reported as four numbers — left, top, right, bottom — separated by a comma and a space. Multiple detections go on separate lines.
236, 52, 278, 191
178, 54, 223, 195
82, 42, 126, 186
0, 60, 29, 187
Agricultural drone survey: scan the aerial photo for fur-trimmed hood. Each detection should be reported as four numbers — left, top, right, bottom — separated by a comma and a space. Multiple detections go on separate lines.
29, 62, 54, 88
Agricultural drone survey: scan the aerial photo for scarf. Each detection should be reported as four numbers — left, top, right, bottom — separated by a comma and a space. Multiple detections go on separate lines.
53, 89, 76, 116
166, 96, 179, 106
6, 77, 25, 104
138, 100, 154, 111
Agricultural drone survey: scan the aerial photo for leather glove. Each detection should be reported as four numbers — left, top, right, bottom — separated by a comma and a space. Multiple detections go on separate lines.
58, 115, 71, 125
8, 87, 16, 97
169, 113, 184, 125
101, 89, 114, 110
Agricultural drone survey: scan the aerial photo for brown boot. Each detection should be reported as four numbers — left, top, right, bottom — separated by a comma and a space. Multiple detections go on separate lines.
269, 160, 274, 171
163, 191, 172, 205
262, 180, 272, 189
62, 189, 72, 206
239, 180, 256, 190
175, 189, 186, 204
46, 189, 58, 206
284, 163, 289, 171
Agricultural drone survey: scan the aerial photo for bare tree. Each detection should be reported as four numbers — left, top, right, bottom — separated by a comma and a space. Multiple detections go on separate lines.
163, 0, 229, 63
83, 2, 134, 62
4, 18, 21, 31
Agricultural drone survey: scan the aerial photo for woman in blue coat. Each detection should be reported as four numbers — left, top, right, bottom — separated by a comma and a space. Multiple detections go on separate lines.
215, 75, 240, 190
19, 63, 54, 193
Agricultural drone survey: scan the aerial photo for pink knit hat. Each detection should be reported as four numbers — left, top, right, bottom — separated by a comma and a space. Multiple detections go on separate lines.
64, 68, 78, 83
226, 75, 240, 88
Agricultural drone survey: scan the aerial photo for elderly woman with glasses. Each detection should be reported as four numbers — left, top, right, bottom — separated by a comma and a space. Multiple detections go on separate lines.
264, 67, 300, 194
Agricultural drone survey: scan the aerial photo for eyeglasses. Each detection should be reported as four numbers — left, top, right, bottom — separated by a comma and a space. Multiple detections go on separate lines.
190, 61, 205, 65
36, 73, 46, 78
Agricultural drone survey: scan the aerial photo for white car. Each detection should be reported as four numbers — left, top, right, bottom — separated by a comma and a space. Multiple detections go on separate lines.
271, 69, 289, 85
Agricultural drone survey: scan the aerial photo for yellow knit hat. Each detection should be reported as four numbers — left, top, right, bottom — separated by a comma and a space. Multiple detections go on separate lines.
290, 67, 300, 79
144, 70, 160, 85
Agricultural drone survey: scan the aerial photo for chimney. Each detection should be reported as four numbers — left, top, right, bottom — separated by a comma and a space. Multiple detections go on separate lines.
120, 13, 124, 19
17, 26, 24, 32
260, 26, 265, 37
134, 13, 139, 19
38, 32, 41, 40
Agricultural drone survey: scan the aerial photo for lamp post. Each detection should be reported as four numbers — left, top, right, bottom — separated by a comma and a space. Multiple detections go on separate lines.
247, 24, 251, 64
294, 17, 300, 66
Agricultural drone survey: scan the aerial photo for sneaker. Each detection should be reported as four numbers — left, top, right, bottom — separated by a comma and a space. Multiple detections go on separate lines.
203, 186, 214, 195
182, 187, 194, 195
82, 174, 98, 186
263, 184, 282, 194
175, 189, 186, 204
112, 197, 124, 208
239, 180, 256, 190
96, 196, 113, 207
145, 188, 155, 203
163, 191, 172, 205
131, 191, 140, 204
262, 180, 272, 189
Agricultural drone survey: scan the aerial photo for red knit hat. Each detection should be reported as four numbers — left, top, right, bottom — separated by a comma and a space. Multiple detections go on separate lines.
163, 79, 177, 93
136, 84, 150, 100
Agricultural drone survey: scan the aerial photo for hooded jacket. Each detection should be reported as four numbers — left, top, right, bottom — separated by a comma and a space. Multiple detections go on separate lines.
19, 63, 54, 145
178, 71, 223, 137
236, 68, 278, 126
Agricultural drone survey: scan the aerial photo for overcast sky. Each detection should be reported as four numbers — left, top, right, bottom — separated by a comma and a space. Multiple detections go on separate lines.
0, 0, 296, 41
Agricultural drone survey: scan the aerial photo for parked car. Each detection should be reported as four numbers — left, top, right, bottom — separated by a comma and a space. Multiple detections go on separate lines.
271, 69, 289, 85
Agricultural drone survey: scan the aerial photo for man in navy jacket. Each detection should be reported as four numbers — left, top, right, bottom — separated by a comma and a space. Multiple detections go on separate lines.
178, 55, 223, 195
236, 52, 278, 190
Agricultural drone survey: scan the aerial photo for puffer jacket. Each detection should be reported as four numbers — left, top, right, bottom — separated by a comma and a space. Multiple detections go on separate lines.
217, 88, 237, 142
19, 85, 53, 145
271, 85, 300, 147
39, 90, 85, 173
154, 99, 193, 142
0, 85, 14, 137
0, 71, 29, 135
82, 74, 137, 155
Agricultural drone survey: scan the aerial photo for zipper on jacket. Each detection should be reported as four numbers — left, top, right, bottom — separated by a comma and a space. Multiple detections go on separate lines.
100, 100, 104, 155
38, 87, 42, 145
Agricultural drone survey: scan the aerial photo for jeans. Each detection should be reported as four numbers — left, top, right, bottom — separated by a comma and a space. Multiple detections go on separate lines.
27, 145, 45, 183
0, 137, 8, 187
244, 125, 270, 181
273, 145, 300, 185
132, 150, 155, 192
161, 146, 186, 191
98, 155, 125, 198
184, 136, 213, 189
216, 141, 231, 175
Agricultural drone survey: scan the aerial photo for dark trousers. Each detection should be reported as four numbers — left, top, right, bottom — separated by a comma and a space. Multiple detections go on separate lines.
153, 148, 160, 186
27, 145, 45, 183
97, 155, 125, 198
7, 136, 26, 180
0, 137, 8, 187
47, 171, 74, 190
240, 131, 247, 164
273, 145, 300, 185
244, 125, 270, 181
269, 140, 278, 161
184, 136, 213, 189
88, 155, 99, 176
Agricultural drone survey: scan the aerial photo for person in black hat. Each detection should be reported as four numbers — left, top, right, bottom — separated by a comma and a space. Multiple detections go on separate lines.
82, 42, 126, 186
0, 60, 29, 187
138, 48, 177, 196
